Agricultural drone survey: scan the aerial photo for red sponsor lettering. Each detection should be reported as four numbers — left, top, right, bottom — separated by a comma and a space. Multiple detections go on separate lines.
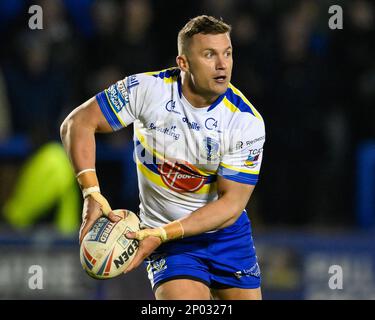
158, 160, 207, 192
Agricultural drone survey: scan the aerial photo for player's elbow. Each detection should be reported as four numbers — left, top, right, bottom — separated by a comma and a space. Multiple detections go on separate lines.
217, 204, 246, 230
60, 110, 75, 140
60, 107, 82, 144
230, 204, 246, 222
60, 117, 69, 142
223, 197, 247, 225
60, 116, 70, 144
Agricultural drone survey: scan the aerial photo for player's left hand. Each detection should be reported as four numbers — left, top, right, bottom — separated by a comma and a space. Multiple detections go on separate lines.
123, 233, 162, 273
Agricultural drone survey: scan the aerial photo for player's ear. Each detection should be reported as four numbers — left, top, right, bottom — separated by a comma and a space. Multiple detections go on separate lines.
176, 54, 189, 72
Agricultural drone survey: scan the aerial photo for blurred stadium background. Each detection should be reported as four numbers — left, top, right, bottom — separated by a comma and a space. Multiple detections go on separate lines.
0, 0, 374, 300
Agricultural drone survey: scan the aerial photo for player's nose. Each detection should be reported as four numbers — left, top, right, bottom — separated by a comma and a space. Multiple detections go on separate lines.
216, 55, 227, 70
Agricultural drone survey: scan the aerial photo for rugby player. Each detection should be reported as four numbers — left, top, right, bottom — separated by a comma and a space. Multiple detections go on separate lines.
60, 15, 265, 300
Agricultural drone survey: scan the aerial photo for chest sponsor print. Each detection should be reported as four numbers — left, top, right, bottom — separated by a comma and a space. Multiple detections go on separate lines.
158, 160, 208, 192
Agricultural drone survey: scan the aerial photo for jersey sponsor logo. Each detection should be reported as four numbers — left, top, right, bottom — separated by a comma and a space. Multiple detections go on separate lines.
126, 75, 139, 90
248, 148, 263, 156
116, 80, 130, 103
205, 117, 222, 133
107, 82, 129, 113
158, 159, 207, 192
205, 117, 218, 130
149, 123, 180, 141
204, 137, 220, 161
235, 141, 244, 150
244, 148, 263, 168
182, 117, 200, 131
165, 100, 181, 114
246, 135, 265, 147
244, 154, 259, 168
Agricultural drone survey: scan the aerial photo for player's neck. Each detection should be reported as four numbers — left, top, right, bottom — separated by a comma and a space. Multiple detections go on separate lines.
181, 73, 219, 108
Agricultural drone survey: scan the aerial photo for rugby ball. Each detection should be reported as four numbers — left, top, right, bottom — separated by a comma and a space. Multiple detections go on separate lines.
80, 209, 140, 279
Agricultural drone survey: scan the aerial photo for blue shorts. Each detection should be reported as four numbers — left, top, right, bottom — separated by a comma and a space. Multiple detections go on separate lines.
144, 212, 261, 291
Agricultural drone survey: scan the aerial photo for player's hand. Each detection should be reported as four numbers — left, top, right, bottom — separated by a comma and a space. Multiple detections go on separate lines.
78, 196, 123, 244
123, 234, 162, 273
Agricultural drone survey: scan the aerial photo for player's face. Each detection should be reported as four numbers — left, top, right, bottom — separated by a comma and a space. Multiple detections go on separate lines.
186, 33, 233, 97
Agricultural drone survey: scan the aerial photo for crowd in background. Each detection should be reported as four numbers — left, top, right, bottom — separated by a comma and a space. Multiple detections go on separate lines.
0, 0, 374, 232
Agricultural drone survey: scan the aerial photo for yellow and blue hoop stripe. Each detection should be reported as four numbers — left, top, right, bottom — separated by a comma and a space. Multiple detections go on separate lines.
220, 162, 259, 175
135, 156, 217, 195
218, 163, 259, 185
134, 137, 217, 194
135, 137, 217, 183
96, 90, 126, 131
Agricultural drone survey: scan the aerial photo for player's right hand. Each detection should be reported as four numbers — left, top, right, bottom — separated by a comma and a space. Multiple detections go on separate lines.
123, 235, 162, 274
78, 195, 122, 244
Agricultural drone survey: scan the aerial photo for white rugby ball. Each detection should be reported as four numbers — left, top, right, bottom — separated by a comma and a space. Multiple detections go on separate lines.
80, 209, 140, 279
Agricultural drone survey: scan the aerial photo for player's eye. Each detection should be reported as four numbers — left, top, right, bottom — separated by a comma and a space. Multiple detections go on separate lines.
205, 51, 214, 58
225, 51, 232, 57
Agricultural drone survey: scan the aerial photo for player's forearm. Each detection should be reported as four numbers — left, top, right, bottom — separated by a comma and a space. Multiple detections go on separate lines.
134, 181, 254, 243
132, 196, 244, 243
179, 196, 244, 237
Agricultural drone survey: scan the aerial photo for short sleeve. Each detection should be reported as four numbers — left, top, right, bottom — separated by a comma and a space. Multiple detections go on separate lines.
218, 118, 265, 185
95, 73, 151, 131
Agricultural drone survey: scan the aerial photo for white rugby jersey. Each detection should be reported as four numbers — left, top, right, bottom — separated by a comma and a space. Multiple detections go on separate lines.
96, 68, 265, 228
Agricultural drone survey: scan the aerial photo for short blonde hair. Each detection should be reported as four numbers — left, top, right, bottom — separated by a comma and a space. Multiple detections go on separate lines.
177, 15, 232, 55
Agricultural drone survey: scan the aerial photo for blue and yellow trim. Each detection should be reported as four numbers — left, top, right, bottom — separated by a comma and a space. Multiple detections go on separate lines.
96, 91, 126, 131
218, 163, 259, 185
145, 67, 180, 84
220, 162, 259, 175
135, 156, 217, 195
219, 84, 262, 121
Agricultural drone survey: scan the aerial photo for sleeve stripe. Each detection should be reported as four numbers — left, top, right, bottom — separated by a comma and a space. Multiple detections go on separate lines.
95, 92, 123, 131
104, 90, 127, 127
218, 165, 258, 185
220, 162, 259, 174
